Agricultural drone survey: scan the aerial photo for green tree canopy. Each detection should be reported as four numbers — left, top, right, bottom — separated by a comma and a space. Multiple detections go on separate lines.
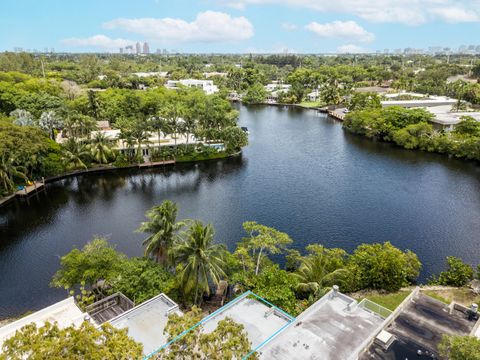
439, 335, 480, 360
0, 321, 143, 360
348, 242, 421, 292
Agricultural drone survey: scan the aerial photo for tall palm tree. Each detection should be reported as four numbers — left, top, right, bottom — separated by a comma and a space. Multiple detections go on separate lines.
293, 250, 350, 299
173, 221, 226, 305
61, 139, 88, 170
86, 133, 113, 164
137, 200, 184, 266
0, 154, 27, 195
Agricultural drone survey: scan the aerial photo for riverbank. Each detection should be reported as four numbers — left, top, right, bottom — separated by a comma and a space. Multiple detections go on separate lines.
0, 151, 239, 209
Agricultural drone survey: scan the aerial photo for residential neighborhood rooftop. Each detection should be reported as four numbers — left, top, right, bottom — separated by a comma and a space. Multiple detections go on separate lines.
0, 297, 87, 348
258, 289, 388, 360
152, 291, 294, 359
361, 292, 477, 359
110, 293, 181, 356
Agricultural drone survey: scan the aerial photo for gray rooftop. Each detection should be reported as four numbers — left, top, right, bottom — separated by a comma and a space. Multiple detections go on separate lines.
361, 292, 477, 359
258, 291, 386, 360
109, 293, 181, 355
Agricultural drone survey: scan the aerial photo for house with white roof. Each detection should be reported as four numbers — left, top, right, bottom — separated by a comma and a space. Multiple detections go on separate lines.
165, 79, 219, 95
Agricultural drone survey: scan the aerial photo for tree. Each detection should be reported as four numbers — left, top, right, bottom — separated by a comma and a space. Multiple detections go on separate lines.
87, 90, 102, 120
220, 126, 248, 154
242, 221, 292, 275
110, 257, 175, 304
61, 139, 88, 170
173, 221, 226, 305
242, 83, 267, 104
348, 92, 381, 111
157, 307, 254, 360
10, 109, 35, 126
39, 110, 63, 140
434, 256, 474, 287
294, 245, 350, 298
0, 153, 27, 195
0, 321, 143, 360
320, 79, 342, 106
454, 116, 480, 137
439, 335, 480, 360
51, 237, 126, 290
137, 200, 184, 266
86, 132, 113, 164
234, 265, 300, 316
348, 242, 421, 292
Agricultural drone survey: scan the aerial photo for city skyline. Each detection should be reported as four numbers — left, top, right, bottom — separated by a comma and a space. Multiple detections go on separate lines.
1, 0, 480, 53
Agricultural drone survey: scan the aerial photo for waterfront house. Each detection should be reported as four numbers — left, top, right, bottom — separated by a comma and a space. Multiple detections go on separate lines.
165, 79, 219, 95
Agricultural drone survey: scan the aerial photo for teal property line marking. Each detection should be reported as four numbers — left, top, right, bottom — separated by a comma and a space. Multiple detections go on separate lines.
247, 292, 295, 321
143, 291, 252, 359
242, 318, 296, 359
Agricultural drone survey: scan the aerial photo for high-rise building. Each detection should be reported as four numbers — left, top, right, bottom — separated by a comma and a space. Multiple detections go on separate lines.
119, 47, 124, 54
143, 42, 150, 54
135, 42, 141, 54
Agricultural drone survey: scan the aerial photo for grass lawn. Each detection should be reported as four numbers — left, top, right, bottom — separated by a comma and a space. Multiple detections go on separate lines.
423, 291, 450, 304
365, 290, 411, 311
298, 101, 324, 108
421, 288, 480, 306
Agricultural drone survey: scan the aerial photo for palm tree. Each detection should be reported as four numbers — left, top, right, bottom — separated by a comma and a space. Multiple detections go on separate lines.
0, 154, 27, 195
173, 221, 226, 305
10, 109, 35, 127
293, 250, 350, 299
39, 110, 63, 140
61, 139, 88, 170
86, 133, 113, 164
150, 115, 172, 149
137, 200, 184, 266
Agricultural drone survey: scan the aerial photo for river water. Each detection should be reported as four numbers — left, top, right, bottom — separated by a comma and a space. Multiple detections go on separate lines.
1, 105, 479, 318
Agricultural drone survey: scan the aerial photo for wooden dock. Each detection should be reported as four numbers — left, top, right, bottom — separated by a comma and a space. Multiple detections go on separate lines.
138, 160, 175, 168
15, 180, 45, 197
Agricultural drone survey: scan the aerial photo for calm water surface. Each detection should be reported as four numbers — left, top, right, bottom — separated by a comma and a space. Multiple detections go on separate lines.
1, 105, 479, 318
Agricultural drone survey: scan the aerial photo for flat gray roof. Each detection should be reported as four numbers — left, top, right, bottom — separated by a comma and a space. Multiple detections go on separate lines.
110, 293, 181, 355
258, 291, 386, 360
362, 292, 477, 359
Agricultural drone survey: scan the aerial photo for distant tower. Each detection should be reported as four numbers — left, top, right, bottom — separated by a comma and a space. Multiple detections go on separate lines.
143, 42, 150, 54
135, 42, 141, 54
119, 47, 124, 54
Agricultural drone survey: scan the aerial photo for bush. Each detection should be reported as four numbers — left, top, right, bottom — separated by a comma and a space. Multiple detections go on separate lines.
439, 335, 480, 360
432, 256, 474, 287
348, 242, 421, 292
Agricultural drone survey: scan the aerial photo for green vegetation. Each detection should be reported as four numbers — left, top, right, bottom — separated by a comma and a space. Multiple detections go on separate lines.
429, 256, 475, 286
439, 335, 480, 360
344, 107, 480, 161
0, 321, 143, 360
157, 307, 255, 360
364, 290, 411, 311
423, 291, 451, 304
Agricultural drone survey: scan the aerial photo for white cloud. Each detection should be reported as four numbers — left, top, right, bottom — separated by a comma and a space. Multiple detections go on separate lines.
219, 0, 480, 25
281, 22, 297, 30
62, 35, 134, 49
429, 7, 479, 22
336, 44, 368, 53
305, 20, 374, 42
104, 11, 254, 43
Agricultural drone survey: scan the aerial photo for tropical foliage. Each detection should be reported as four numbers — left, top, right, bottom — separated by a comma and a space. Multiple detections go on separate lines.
0, 321, 143, 360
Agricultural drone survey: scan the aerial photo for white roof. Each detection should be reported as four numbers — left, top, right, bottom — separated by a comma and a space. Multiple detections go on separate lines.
110, 293, 181, 356
200, 294, 292, 349
258, 291, 386, 360
0, 297, 87, 347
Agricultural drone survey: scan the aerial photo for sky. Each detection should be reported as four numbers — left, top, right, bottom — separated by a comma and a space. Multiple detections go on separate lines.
1, 0, 480, 54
